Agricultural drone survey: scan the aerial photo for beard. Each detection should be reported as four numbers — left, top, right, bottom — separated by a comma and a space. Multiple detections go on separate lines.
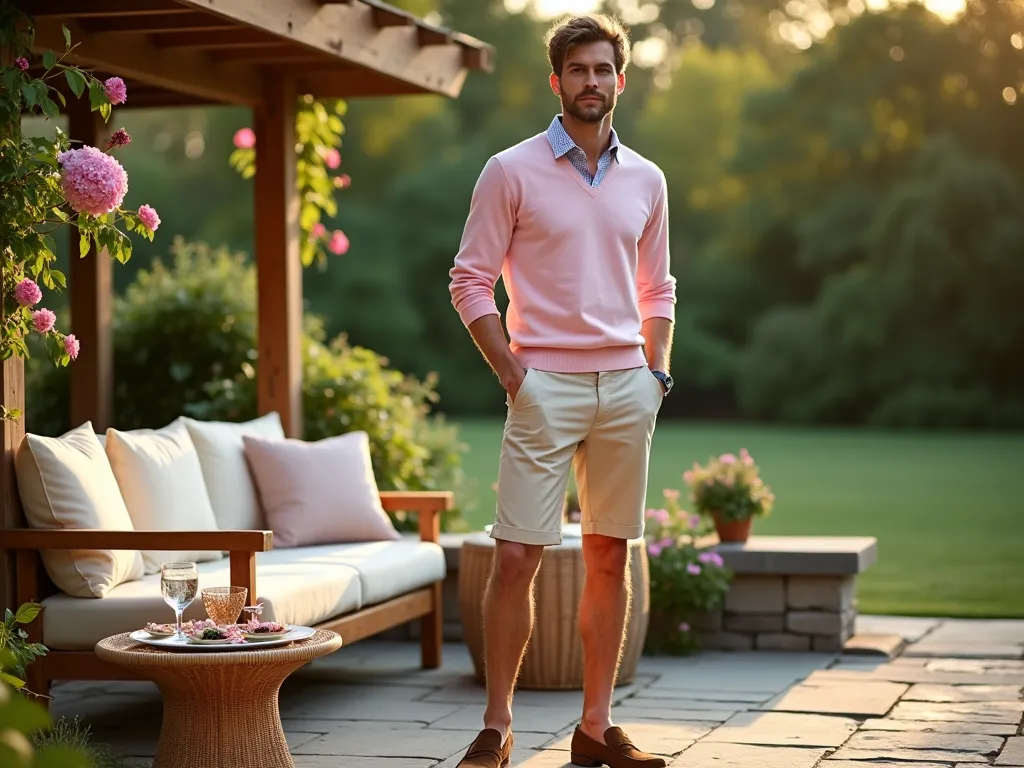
561, 88, 614, 123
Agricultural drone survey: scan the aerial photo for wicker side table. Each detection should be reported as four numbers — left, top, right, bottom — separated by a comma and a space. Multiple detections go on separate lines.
96, 630, 342, 768
459, 530, 650, 690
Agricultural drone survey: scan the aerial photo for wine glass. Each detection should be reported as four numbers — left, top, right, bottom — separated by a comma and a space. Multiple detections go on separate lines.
160, 562, 198, 640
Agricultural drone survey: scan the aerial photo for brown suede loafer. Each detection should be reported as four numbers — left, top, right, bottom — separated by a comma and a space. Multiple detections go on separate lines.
456, 728, 513, 767
570, 726, 666, 767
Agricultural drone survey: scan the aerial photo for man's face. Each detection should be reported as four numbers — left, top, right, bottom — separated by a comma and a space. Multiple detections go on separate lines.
551, 40, 623, 123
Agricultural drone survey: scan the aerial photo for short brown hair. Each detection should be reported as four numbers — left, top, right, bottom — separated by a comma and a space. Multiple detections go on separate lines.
545, 13, 631, 77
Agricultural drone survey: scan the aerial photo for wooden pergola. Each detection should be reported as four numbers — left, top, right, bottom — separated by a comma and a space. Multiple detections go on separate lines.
1, 0, 492, 604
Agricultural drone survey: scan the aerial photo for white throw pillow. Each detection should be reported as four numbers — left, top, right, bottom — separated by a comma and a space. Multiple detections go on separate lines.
105, 418, 222, 574
14, 422, 144, 598
181, 412, 284, 530
242, 431, 400, 548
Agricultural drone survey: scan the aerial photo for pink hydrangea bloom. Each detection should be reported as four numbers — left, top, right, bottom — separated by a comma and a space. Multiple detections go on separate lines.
104, 77, 127, 105
233, 127, 256, 149
686, 563, 702, 576
57, 146, 128, 216
14, 278, 42, 307
327, 230, 349, 255
324, 148, 341, 169
64, 334, 80, 360
138, 204, 160, 232
15, 57, 29, 71
32, 309, 56, 334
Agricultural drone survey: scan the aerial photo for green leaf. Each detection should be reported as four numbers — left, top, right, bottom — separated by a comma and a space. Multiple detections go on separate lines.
64, 68, 86, 98
12, 603, 40, 625
0, 685, 51, 733
88, 78, 106, 109
43, 50, 56, 69
20, 82, 38, 110
63, 24, 72, 49
79, 232, 90, 258
41, 96, 59, 121
99, 102, 111, 121
51, 207, 68, 222
0, 671, 24, 689
51, 270, 67, 289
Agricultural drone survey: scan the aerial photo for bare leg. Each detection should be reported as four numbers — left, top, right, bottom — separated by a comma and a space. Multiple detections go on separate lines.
481, 539, 544, 741
579, 533, 630, 742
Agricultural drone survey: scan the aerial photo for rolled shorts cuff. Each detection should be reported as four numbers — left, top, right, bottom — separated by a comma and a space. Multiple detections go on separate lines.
488, 523, 561, 546
581, 520, 644, 541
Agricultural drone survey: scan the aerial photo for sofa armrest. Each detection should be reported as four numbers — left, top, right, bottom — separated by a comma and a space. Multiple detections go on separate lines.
379, 491, 453, 544
1, 529, 272, 610
0, 529, 273, 552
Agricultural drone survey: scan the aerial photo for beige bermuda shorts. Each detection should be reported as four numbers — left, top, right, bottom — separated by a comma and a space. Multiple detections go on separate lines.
490, 365, 664, 546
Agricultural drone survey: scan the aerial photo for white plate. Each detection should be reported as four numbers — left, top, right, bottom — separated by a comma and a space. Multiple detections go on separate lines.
128, 625, 316, 652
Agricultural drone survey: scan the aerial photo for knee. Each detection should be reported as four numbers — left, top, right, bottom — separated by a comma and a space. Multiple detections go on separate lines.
585, 536, 628, 580
494, 541, 543, 585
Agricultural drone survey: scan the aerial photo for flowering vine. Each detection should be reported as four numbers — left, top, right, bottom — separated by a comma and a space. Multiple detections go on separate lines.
229, 96, 351, 267
0, 6, 159, 419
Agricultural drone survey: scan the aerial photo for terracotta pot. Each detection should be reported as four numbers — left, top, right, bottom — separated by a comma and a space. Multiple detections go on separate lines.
713, 513, 753, 543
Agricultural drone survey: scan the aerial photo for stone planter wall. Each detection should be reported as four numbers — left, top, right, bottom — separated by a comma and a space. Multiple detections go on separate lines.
692, 574, 857, 652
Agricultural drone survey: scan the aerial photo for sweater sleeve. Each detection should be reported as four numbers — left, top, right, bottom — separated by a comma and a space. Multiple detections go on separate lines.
636, 173, 677, 321
448, 156, 516, 328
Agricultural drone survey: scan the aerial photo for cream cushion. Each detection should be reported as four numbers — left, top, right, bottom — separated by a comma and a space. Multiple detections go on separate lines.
181, 412, 284, 530
40, 537, 445, 650
14, 422, 143, 598
105, 418, 222, 574
243, 431, 400, 548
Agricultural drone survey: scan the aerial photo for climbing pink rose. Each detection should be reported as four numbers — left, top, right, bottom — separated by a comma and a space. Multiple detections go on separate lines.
64, 334, 80, 360
104, 77, 127, 105
334, 173, 351, 188
719, 453, 737, 464
233, 128, 256, 149
57, 146, 128, 216
324, 148, 341, 169
15, 57, 29, 71
310, 222, 326, 238
14, 279, 42, 307
32, 309, 56, 334
138, 204, 160, 232
327, 230, 349, 255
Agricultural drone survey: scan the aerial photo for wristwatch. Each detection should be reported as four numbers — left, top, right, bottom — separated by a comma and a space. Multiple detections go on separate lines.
651, 370, 673, 395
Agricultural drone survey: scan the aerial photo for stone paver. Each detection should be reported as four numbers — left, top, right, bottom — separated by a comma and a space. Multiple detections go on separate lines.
760, 675, 907, 717
903, 683, 1024, 702
700, 711, 858, 747
996, 736, 1024, 765
39, 617, 1024, 767
670, 742, 827, 767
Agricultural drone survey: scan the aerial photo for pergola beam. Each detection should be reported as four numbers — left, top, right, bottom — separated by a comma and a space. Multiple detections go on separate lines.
78, 13, 238, 35
30, 0, 189, 17
31, 17, 263, 106
174, 0, 492, 98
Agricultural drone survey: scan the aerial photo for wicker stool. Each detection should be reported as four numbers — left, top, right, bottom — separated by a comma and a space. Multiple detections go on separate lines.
96, 630, 342, 768
458, 528, 649, 690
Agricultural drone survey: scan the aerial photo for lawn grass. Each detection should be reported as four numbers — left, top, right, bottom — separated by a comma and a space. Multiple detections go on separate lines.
450, 418, 1024, 619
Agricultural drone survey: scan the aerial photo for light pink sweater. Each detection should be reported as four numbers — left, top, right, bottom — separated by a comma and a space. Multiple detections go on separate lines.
448, 132, 676, 373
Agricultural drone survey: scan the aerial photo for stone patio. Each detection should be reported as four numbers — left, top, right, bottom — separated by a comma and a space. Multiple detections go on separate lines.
48, 615, 1024, 767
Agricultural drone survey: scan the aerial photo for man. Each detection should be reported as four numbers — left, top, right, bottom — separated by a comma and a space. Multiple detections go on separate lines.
447, 12, 675, 768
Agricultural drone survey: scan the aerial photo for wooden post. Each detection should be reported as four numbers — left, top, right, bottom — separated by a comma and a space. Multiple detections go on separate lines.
0, 346, 26, 612
253, 74, 303, 438
68, 101, 114, 432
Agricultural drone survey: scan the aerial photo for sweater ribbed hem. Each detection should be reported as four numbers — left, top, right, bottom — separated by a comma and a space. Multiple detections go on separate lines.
512, 345, 646, 373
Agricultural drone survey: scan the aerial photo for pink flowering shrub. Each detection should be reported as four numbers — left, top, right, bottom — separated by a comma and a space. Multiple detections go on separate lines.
0, 10, 158, 407
229, 96, 352, 267
685, 449, 776, 523
643, 487, 732, 655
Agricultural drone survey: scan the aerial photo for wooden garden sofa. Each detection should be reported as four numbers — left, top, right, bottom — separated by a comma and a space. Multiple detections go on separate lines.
0, 414, 452, 707
1, 491, 449, 703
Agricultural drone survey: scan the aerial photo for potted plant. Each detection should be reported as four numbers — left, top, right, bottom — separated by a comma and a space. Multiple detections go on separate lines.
684, 449, 775, 543
643, 489, 732, 655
